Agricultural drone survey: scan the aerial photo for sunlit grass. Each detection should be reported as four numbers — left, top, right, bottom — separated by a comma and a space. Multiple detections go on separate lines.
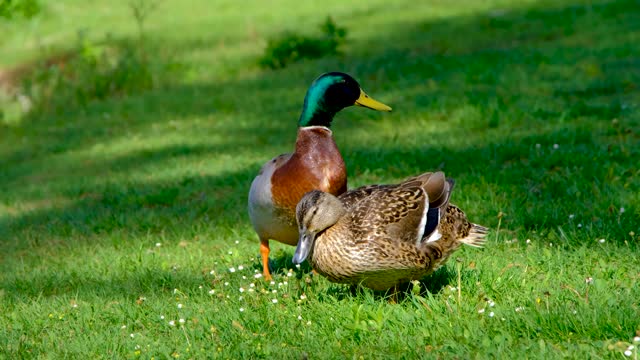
1, 0, 639, 358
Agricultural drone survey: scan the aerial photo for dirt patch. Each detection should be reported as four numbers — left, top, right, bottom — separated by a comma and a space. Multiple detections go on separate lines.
0, 51, 75, 90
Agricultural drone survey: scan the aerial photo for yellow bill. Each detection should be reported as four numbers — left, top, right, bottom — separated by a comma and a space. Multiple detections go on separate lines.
354, 89, 392, 111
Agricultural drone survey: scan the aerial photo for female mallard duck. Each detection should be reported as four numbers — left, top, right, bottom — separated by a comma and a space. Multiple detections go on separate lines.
292, 171, 487, 291
248, 72, 392, 280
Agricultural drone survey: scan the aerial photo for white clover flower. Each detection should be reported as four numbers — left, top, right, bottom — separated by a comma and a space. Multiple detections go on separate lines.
209, 270, 215, 275
239, 296, 244, 301
283, 281, 288, 285
300, 294, 307, 300
553, 144, 559, 149
239, 307, 245, 312
130, 333, 135, 338
270, 281, 276, 286
224, 282, 229, 286
295, 264, 301, 269
578, 223, 582, 228
515, 307, 524, 312
177, 303, 183, 309
620, 207, 625, 214
634, 336, 640, 343
155, 242, 162, 247
526, 239, 531, 244
121, 325, 127, 329
229, 267, 236, 273
72, 303, 78, 308
278, 282, 283, 288
239, 287, 245, 293
272, 299, 278, 304
254, 273, 263, 279
248, 288, 254, 293
489, 312, 495, 317
169, 320, 175, 326
297, 315, 302, 320
306, 321, 311, 325
179, 318, 185, 324
160, 315, 165, 320
238, 265, 244, 271
535, 143, 541, 149
235, 240, 240, 244
478, 308, 485, 314
488, 301, 495, 307
250, 283, 255, 288
624, 350, 632, 357
208, 289, 215, 295
272, 289, 277, 294
569, 214, 575, 219
242, 275, 247, 280
228, 251, 233, 255
287, 272, 293, 277
585, 277, 594, 284
598, 238, 605, 243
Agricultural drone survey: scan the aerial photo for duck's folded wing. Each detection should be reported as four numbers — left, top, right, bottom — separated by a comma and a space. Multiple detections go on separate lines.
348, 186, 429, 245
338, 184, 394, 210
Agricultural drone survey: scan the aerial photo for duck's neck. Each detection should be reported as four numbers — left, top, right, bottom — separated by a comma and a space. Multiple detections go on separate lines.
298, 93, 338, 127
294, 126, 336, 153
293, 126, 347, 196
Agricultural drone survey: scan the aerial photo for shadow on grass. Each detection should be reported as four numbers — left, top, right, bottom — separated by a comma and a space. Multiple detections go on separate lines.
1, 0, 639, 267
0, 264, 208, 301
313, 266, 456, 303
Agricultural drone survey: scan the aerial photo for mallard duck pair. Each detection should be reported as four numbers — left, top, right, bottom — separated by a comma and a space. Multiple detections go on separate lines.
248, 72, 487, 289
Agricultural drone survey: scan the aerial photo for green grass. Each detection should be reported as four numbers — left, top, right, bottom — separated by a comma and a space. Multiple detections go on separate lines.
1, 0, 640, 358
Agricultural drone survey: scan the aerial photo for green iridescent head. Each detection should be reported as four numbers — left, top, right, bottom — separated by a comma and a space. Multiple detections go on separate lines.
297, 72, 392, 128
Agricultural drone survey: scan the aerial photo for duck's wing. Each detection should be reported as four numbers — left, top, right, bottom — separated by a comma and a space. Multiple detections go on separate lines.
404, 171, 453, 209
338, 184, 394, 210
347, 184, 429, 245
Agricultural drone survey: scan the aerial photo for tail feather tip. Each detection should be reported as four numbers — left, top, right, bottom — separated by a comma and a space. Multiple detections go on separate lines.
461, 224, 488, 248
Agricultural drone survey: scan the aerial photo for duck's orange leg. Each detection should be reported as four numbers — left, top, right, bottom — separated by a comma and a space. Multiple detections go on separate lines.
390, 285, 399, 304
260, 237, 272, 281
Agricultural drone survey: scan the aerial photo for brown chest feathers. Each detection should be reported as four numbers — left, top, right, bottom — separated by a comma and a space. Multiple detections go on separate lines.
271, 126, 347, 213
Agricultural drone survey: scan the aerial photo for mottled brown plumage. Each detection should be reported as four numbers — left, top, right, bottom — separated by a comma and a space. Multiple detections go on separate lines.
292, 171, 487, 291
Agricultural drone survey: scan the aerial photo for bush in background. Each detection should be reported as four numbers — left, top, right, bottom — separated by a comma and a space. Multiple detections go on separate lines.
19, 37, 157, 114
0, 0, 40, 19
3, 0, 182, 117
259, 16, 348, 69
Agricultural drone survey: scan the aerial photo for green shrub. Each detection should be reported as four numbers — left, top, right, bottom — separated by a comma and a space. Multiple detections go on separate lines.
16, 33, 183, 116
19, 40, 149, 114
0, 0, 40, 19
8, 0, 178, 116
259, 16, 348, 69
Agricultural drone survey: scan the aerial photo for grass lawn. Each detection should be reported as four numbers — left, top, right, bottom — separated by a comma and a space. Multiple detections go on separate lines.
1, 0, 639, 358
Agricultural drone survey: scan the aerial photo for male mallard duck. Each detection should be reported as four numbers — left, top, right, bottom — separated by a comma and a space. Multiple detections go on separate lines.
292, 171, 487, 291
248, 72, 392, 280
